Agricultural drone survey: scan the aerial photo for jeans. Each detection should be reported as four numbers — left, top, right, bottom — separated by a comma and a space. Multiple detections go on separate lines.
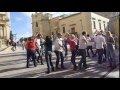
71, 50, 77, 68
54, 51, 64, 68
103, 47, 106, 62
22, 44, 24, 50
64, 45, 68, 56
106, 47, 116, 65
36, 49, 43, 64
94, 50, 98, 56
27, 50, 37, 67
97, 49, 104, 64
79, 49, 87, 68
45, 51, 54, 71
87, 46, 94, 56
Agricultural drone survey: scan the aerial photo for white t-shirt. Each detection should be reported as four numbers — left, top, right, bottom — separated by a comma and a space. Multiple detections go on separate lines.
79, 35, 87, 49
74, 37, 78, 45
54, 37, 63, 52
36, 39, 41, 49
87, 37, 93, 46
94, 35, 106, 49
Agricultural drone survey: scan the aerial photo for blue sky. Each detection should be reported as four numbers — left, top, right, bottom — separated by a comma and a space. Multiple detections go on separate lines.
10, 12, 79, 41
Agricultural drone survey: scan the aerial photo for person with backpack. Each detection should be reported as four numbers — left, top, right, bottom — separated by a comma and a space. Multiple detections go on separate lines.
26, 37, 37, 68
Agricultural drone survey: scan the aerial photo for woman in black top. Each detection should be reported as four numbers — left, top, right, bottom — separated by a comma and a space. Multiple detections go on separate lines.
44, 36, 54, 74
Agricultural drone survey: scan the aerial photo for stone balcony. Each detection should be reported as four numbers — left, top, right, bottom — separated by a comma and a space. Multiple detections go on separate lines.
0, 20, 6, 25
0, 18, 9, 25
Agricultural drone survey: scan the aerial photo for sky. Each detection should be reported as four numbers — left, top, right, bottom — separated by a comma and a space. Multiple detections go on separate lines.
10, 12, 79, 41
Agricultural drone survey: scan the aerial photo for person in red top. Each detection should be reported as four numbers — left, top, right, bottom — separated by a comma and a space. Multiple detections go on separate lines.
69, 34, 78, 71
26, 37, 37, 68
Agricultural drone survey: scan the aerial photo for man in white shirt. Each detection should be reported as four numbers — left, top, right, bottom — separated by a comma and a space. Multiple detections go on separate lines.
86, 34, 95, 57
54, 33, 66, 69
78, 31, 88, 69
94, 31, 106, 66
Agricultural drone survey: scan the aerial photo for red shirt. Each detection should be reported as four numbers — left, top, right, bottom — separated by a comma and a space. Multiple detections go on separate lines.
70, 39, 76, 51
26, 40, 36, 50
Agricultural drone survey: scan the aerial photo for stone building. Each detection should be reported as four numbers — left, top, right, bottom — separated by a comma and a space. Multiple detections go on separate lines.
32, 12, 109, 38
94, 12, 113, 19
0, 12, 11, 48
32, 12, 51, 37
109, 12, 119, 47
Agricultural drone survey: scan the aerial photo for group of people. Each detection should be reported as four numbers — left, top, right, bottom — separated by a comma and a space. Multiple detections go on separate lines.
23, 30, 117, 74
69, 30, 117, 70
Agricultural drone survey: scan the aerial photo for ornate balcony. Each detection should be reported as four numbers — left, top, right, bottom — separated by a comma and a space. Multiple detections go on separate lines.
0, 18, 9, 25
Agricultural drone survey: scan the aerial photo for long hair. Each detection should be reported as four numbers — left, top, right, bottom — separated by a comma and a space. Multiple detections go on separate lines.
106, 31, 113, 37
45, 36, 52, 46
71, 34, 75, 39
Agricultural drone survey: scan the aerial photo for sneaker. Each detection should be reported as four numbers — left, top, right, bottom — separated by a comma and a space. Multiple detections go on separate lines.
107, 64, 112, 67
111, 65, 117, 69
41, 62, 44, 65
51, 67, 55, 72
56, 67, 61, 70
83, 65, 89, 69
97, 64, 103, 67
73, 66, 78, 71
26, 66, 29, 68
46, 71, 50, 74
61, 66, 67, 69
78, 65, 82, 70
102, 62, 107, 66
34, 64, 37, 67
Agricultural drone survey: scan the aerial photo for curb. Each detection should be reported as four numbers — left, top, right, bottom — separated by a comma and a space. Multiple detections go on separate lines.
0, 46, 9, 52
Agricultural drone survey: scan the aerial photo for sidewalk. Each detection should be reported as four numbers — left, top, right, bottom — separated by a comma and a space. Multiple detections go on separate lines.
106, 65, 119, 78
0, 45, 9, 52
107, 49, 120, 78
0, 45, 26, 55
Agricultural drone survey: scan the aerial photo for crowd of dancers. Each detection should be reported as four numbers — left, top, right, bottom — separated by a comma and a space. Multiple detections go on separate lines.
21, 30, 117, 74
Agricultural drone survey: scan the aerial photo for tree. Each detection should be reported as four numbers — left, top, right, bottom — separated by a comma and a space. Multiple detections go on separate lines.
10, 31, 13, 41
19, 37, 24, 43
